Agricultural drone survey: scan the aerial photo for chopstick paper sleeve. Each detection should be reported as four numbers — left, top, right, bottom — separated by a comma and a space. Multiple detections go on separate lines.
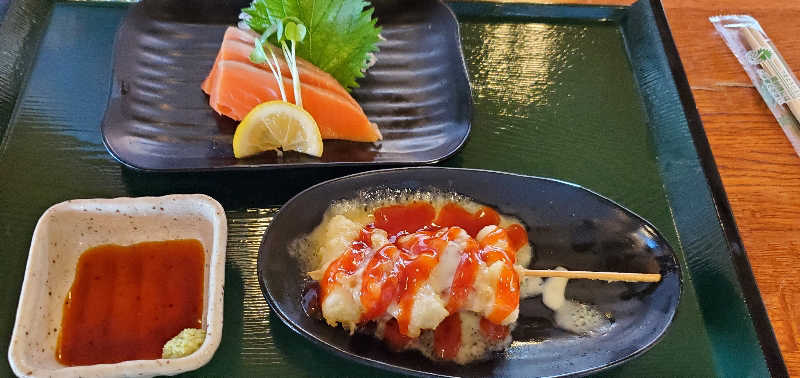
710, 15, 800, 158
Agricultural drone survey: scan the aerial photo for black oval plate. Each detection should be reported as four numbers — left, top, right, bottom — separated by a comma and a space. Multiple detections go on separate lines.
258, 167, 682, 377
101, 0, 471, 172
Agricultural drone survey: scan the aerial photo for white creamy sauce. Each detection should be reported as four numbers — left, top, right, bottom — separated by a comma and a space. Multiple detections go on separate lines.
463, 260, 503, 319
520, 275, 544, 298
291, 188, 611, 364
289, 214, 361, 274
475, 224, 498, 241
428, 238, 464, 293
554, 300, 611, 335
456, 312, 511, 364
515, 244, 533, 272
541, 267, 569, 310
408, 284, 449, 338
537, 266, 610, 335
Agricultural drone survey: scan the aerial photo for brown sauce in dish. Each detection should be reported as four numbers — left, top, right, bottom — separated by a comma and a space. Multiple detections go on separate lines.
56, 239, 205, 366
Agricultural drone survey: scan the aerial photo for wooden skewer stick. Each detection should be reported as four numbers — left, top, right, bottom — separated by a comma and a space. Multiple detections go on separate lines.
308, 268, 661, 283
522, 269, 661, 283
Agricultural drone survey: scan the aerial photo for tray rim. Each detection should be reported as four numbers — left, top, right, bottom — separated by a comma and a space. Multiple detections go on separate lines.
305, 0, 786, 374
642, 0, 786, 374
98, 0, 473, 173
452, 0, 785, 373
0, 0, 787, 376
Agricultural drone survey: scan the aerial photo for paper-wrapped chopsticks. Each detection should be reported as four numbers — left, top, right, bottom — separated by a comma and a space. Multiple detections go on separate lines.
710, 15, 800, 158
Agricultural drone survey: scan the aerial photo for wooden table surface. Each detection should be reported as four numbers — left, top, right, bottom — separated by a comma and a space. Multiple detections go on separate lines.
665, 2, 800, 375
565, 0, 800, 374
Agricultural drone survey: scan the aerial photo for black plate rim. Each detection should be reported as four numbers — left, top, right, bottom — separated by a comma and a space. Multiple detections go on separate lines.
257, 166, 683, 377
99, 0, 473, 173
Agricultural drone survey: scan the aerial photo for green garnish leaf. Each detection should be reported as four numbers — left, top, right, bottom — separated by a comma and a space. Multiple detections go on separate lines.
259, 22, 279, 43
242, 0, 382, 90
275, 19, 284, 41
249, 38, 268, 64
285, 23, 307, 43
284, 22, 299, 42
247, 15, 307, 106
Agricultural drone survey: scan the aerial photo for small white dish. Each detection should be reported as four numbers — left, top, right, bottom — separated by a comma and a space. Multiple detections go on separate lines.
8, 194, 227, 378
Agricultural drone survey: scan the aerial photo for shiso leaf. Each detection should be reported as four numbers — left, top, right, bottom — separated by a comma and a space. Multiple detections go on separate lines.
242, 0, 382, 90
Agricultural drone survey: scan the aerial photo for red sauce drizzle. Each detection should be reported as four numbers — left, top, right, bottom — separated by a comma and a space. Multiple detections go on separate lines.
433, 312, 462, 360
476, 226, 525, 324
382, 318, 411, 351
374, 202, 435, 237
394, 231, 447, 335
486, 264, 520, 324
302, 282, 322, 320
445, 238, 480, 313
318, 201, 529, 361
479, 317, 510, 341
321, 226, 374, 298
434, 203, 500, 237
505, 224, 528, 251
478, 226, 515, 265
360, 245, 402, 321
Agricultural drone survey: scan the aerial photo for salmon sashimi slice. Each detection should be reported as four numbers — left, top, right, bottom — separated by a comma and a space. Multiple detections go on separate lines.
223, 26, 260, 45
202, 28, 354, 103
224, 27, 333, 80
205, 60, 382, 142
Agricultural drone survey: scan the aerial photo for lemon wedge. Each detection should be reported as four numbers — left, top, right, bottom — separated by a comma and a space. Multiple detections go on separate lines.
233, 101, 323, 158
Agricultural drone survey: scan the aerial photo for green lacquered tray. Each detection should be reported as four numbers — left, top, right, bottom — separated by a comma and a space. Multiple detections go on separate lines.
0, 0, 787, 376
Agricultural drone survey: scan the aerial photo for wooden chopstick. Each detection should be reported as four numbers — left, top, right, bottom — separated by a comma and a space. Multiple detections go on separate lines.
522, 269, 661, 283
308, 268, 661, 283
740, 26, 800, 121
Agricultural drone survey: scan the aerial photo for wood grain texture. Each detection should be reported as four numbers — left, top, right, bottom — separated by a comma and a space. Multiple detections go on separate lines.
668, 3, 800, 375
572, 0, 800, 374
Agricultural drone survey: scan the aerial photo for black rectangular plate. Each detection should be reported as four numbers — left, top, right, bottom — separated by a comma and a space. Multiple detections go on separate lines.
101, 0, 472, 171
